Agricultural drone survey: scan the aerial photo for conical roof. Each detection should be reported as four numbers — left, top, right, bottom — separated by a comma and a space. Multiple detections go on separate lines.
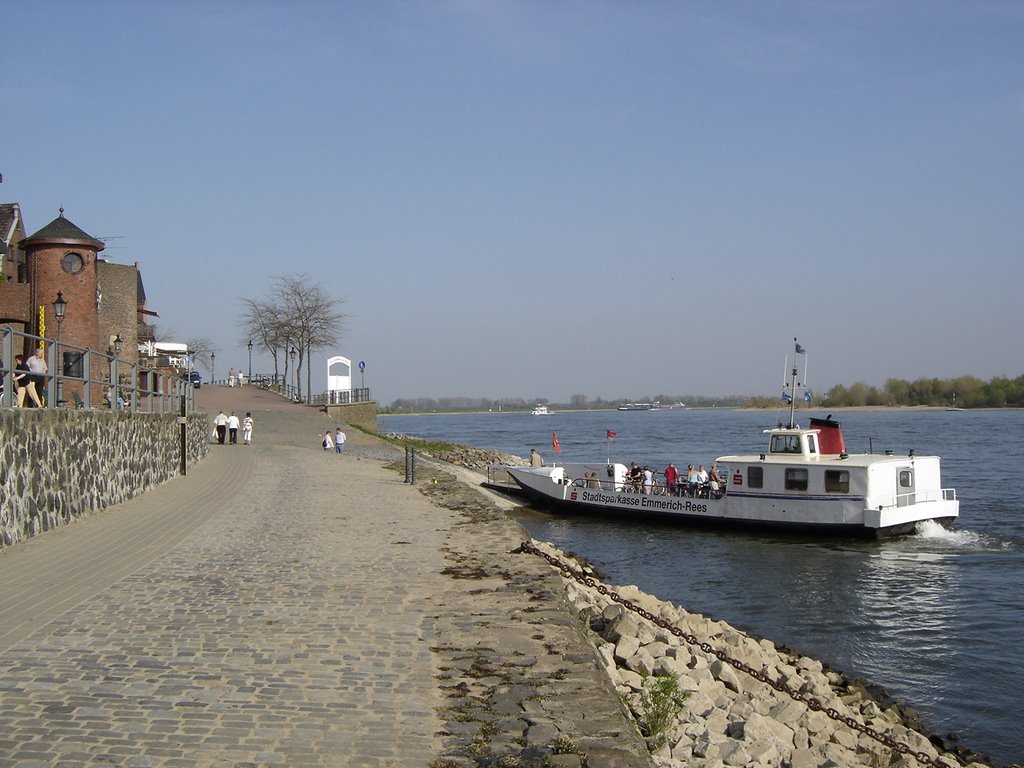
21, 208, 104, 250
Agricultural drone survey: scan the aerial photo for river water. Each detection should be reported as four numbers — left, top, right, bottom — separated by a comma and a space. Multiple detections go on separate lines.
380, 408, 1024, 766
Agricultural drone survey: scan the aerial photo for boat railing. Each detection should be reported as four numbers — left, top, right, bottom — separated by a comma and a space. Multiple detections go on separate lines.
569, 474, 726, 499
875, 487, 958, 511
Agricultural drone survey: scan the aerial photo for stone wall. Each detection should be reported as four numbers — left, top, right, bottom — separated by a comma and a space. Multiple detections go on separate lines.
325, 400, 377, 433
0, 408, 210, 548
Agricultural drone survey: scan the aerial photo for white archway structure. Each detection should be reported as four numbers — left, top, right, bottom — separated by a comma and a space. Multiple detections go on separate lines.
326, 355, 352, 392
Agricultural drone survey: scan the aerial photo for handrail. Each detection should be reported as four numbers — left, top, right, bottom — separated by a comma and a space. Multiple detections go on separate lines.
0, 326, 195, 414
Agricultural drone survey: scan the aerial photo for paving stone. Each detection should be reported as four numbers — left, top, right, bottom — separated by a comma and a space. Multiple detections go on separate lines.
0, 388, 653, 768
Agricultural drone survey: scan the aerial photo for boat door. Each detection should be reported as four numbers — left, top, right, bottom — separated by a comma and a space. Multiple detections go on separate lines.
896, 466, 916, 507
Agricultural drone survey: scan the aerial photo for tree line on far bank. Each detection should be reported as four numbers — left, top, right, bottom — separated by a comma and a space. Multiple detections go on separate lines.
816, 374, 1024, 408
385, 374, 1024, 412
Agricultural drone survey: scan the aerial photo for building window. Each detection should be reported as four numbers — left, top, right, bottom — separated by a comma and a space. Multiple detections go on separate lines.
62, 251, 85, 274
785, 468, 809, 491
825, 470, 850, 493
748, 466, 764, 488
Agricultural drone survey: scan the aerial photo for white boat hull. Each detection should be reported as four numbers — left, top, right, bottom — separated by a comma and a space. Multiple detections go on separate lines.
504, 461, 958, 538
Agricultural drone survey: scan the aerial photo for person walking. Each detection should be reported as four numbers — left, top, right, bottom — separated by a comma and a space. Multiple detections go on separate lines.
227, 412, 240, 444
14, 355, 42, 408
322, 431, 334, 451
26, 347, 48, 405
334, 427, 346, 455
213, 410, 229, 444
242, 412, 254, 445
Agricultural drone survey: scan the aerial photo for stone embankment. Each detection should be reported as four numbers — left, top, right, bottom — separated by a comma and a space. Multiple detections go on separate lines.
534, 541, 993, 768
421, 444, 995, 768
381, 433, 527, 470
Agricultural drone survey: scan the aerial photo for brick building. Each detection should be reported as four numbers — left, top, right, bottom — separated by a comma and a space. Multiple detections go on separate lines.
0, 206, 156, 382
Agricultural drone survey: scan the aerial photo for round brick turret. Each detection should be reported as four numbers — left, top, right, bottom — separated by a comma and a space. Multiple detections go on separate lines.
21, 209, 106, 379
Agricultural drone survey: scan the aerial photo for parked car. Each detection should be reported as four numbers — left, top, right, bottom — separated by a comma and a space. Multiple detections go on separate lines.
183, 371, 202, 389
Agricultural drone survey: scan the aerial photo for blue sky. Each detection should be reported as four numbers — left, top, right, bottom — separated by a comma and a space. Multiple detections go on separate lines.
5, 1, 1022, 404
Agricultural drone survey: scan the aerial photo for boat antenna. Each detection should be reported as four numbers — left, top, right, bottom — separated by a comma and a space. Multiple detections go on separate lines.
788, 337, 805, 429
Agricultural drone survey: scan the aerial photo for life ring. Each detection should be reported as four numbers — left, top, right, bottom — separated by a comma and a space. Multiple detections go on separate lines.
732, 470, 743, 486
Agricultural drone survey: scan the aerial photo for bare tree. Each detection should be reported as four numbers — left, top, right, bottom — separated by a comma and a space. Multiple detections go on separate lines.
185, 337, 215, 373
239, 298, 291, 384
239, 274, 344, 399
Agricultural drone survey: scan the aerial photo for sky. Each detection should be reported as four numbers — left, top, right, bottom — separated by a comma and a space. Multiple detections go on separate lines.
4, 1, 1023, 405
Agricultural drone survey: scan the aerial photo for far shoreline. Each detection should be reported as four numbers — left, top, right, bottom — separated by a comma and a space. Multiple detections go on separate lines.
381, 404, 1013, 416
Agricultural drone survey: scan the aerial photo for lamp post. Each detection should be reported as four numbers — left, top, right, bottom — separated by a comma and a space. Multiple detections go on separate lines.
247, 339, 253, 382
210, 351, 216, 385
289, 346, 296, 397
113, 334, 123, 355
53, 291, 67, 405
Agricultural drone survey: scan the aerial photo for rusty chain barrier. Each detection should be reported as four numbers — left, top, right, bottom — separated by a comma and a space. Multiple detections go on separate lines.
512, 540, 954, 768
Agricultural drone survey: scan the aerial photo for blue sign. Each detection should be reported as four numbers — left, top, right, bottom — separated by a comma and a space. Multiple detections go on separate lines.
358, 361, 365, 371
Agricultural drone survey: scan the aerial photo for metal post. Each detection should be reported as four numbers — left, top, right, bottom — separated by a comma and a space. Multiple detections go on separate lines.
180, 393, 188, 476
0, 328, 10, 407
405, 447, 416, 485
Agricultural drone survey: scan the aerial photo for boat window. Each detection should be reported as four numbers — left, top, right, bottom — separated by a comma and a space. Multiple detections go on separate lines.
899, 470, 914, 488
785, 468, 808, 491
807, 435, 818, 455
770, 435, 802, 454
825, 470, 850, 493
747, 466, 763, 488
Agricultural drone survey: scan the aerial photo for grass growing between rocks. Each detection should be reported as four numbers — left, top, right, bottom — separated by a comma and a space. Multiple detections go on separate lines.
636, 673, 690, 749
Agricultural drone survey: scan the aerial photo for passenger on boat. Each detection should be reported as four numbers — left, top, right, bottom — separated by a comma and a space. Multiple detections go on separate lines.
664, 463, 678, 496
627, 462, 643, 492
708, 463, 724, 496
530, 448, 544, 467
586, 472, 601, 489
686, 465, 699, 496
643, 465, 653, 495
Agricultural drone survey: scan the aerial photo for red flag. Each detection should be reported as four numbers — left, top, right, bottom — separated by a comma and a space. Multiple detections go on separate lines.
552, 432, 561, 453
606, 430, 617, 439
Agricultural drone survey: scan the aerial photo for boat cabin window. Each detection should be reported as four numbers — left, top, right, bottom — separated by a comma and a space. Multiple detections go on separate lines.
747, 466, 764, 489
807, 435, 818, 455
899, 470, 914, 488
825, 470, 850, 493
770, 435, 802, 454
785, 468, 809, 491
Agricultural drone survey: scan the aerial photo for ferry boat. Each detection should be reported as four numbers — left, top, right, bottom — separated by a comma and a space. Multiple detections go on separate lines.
531, 404, 551, 416
497, 350, 958, 538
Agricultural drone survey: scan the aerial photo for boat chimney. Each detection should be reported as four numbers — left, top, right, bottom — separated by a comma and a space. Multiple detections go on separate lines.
809, 416, 846, 455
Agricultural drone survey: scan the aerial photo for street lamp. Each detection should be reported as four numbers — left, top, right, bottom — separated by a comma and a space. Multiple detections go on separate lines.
247, 339, 253, 381
289, 346, 296, 395
210, 351, 216, 385
53, 291, 67, 405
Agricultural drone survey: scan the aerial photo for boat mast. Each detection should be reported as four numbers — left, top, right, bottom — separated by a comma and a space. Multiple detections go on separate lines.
787, 362, 798, 429
786, 337, 807, 428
